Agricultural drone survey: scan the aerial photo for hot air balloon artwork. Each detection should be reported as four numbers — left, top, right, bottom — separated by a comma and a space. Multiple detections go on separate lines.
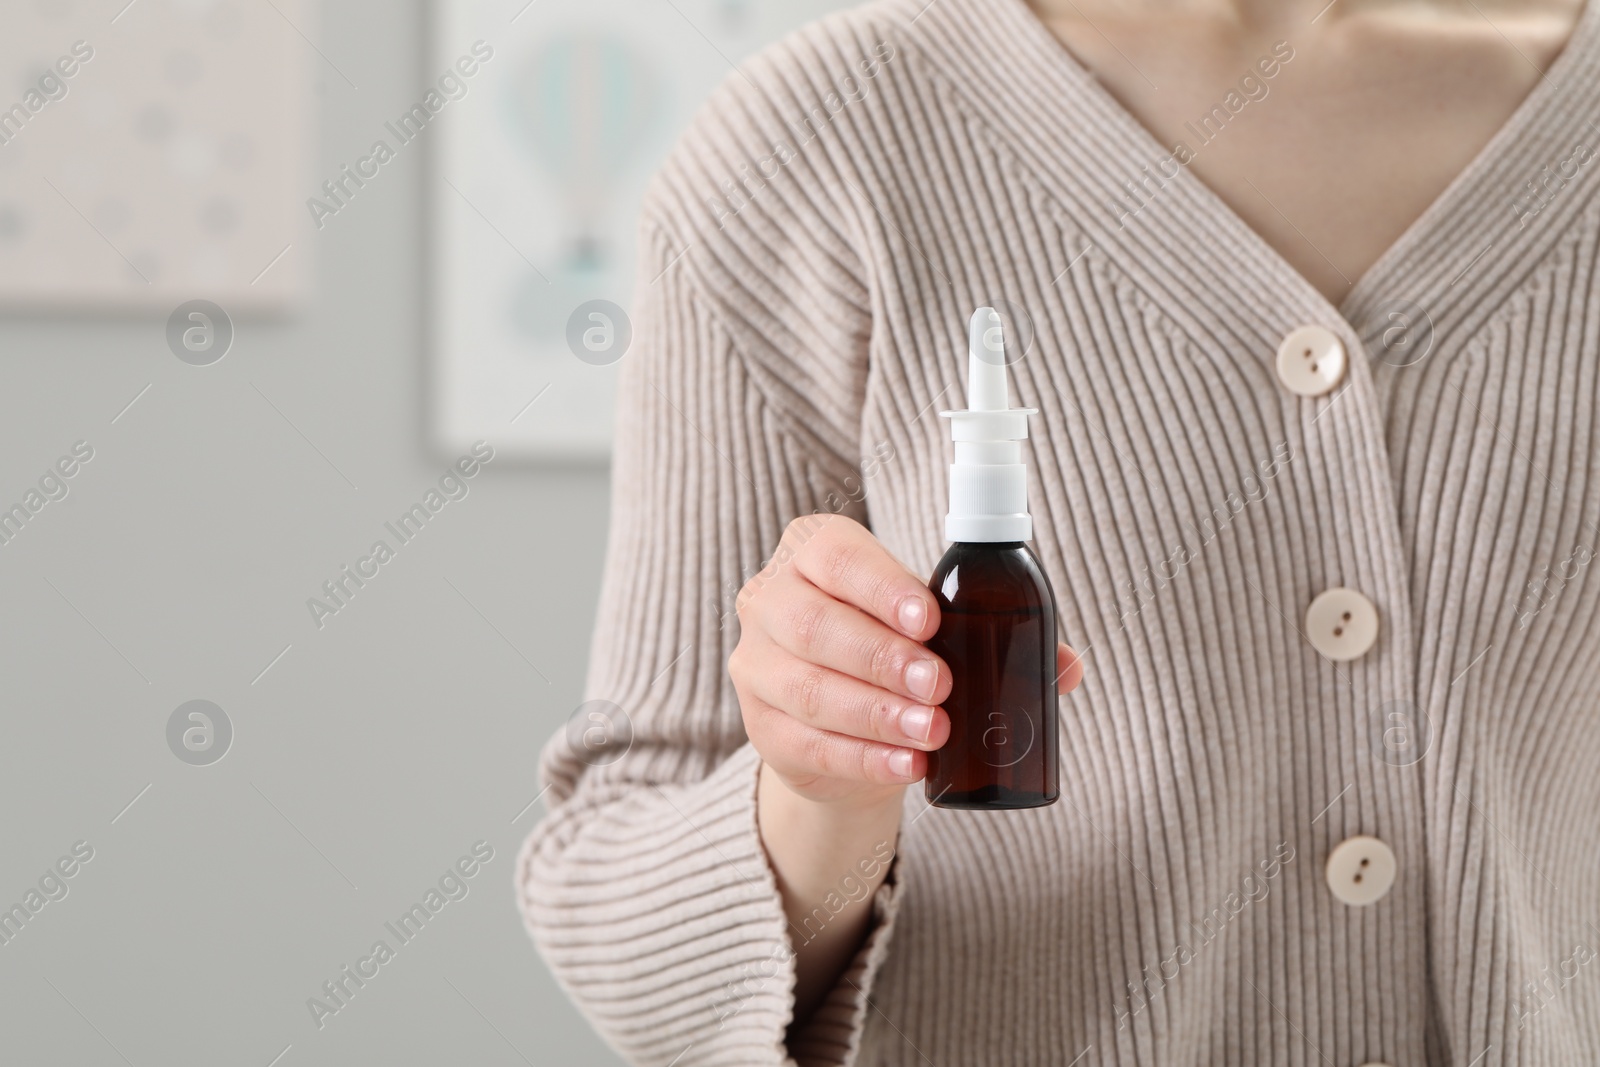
512, 32, 661, 275
431, 0, 862, 459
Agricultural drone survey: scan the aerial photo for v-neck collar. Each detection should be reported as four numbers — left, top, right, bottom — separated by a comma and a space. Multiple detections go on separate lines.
900, 0, 1600, 349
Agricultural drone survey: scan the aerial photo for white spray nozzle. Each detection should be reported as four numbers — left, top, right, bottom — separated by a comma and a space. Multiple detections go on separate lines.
939, 306, 1038, 543
967, 307, 1010, 411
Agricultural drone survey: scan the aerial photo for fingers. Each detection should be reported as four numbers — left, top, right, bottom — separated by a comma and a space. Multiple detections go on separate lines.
744, 692, 927, 786
732, 514, 1091, 799
738, 636, 949, 750
1057, 643, 1085, 694
753, 575, 950, 706
785, 515, 940, 641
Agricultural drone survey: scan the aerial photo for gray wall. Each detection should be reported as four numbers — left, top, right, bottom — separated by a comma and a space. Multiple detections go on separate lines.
0, 3, 622, 1063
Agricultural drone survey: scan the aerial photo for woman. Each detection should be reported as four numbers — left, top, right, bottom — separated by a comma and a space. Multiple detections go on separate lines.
520, 0, 1600, 1063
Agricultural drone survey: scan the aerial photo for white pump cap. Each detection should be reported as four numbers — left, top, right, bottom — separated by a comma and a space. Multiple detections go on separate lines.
940, 307, 1037, 543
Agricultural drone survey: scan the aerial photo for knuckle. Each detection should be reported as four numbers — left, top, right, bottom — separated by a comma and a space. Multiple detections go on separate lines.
738, 566, 780, 615
738, 569, 788, 629
783, 514, 827, 556
783, 514, 812, 542
799, 728, 834, 776
861, 695, 898, 740
865, 635, 909, 685
787, 598, 830, 654
856, 743, 881, 782
861, 563, 892, 602
819, 535, 861, 584
784, 664, 828, 722
827, 514, 862, 537
734, 587, 759, 626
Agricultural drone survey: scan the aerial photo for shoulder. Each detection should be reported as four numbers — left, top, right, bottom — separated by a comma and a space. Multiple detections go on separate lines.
638, 0, 918, 262
624, 3, 925, 463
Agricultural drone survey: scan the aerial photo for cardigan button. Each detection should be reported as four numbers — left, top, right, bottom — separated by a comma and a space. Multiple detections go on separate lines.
1325, 835, 1396, 906
1275, 325, 1347, 397
1305, 587, 1378, 661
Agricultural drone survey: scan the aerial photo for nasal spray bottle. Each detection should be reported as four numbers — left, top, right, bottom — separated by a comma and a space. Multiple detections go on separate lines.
925, 308, 1060, 810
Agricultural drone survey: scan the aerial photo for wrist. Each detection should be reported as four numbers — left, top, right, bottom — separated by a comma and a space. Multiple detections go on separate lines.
757, 760, 905, 827
756, 761, 904, 906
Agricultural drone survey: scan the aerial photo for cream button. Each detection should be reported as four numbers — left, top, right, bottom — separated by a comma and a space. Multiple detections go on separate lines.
1325, 835, 1396, 906
1305, 588, 1379, 661
1276, 325, 1347, 397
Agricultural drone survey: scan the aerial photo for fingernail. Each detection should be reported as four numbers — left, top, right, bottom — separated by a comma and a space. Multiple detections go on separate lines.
905, 659, 939, 702
888, 749, 915, 779
900, 705, 934, 742
897, 596, 927, 635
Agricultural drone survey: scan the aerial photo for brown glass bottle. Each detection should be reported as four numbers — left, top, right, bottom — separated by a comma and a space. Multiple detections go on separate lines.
924, 541, 1059, 809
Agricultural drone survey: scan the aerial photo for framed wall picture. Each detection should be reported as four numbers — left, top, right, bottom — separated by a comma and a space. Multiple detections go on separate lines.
429, 0, 859, 461
0, 0, 309, 310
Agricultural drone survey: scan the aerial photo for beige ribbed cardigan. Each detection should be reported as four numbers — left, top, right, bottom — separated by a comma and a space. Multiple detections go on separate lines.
517, 0, 1600, 1063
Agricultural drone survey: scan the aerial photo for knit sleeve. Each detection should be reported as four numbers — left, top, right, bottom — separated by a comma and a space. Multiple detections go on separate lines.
515, 23, 907, 1064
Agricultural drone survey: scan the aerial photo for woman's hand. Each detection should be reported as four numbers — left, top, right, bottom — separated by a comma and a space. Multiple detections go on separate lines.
735, 513, 1084, 1026
731, 514, 1084, 810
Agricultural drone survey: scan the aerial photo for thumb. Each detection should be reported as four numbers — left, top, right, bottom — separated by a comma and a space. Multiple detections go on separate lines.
1056, 643, 1084, 694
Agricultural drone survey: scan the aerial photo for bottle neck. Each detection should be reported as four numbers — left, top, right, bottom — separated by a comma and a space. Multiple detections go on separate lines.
946, 512, 1031, 543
